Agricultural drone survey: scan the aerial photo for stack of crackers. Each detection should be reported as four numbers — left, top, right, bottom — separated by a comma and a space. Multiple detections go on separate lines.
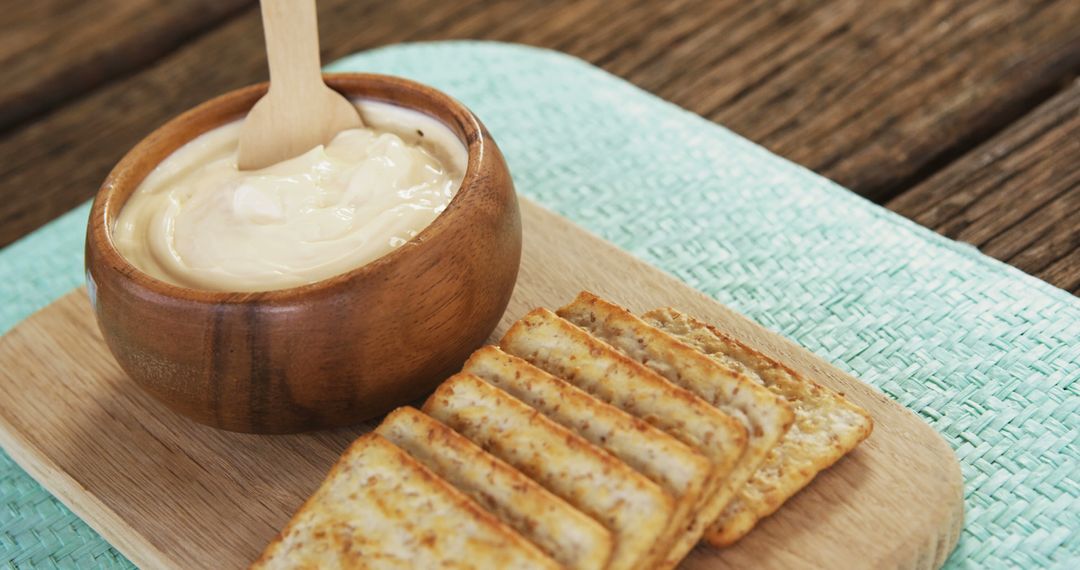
254, 292, 873, 569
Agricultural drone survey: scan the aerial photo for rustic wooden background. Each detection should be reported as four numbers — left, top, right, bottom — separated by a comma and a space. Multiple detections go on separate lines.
3, 0, 1078, 293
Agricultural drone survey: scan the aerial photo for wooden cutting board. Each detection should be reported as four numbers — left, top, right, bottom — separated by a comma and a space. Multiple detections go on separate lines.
0, 199, 963, 569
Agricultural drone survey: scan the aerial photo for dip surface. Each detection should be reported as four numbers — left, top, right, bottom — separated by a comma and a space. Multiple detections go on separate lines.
112, 101, 467, 292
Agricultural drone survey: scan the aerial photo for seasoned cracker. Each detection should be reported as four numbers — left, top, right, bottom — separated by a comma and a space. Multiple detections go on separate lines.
377, 406, 613, 570
501, 309, 746, 567
464, 346, 710, 569
252, 433, 560, 570
645, 307, 874, 545
423, 373, 673, 570
558, 292, 795, 548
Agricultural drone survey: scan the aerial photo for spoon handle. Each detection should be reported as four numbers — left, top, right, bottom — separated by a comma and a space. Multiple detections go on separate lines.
261, 0, 323, 92
238, 0, 362, 170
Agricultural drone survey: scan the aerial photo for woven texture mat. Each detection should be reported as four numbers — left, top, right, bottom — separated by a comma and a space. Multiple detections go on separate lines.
1, 42, 1077, 569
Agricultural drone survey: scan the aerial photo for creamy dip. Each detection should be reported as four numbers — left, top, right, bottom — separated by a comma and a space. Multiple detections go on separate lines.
112, 101, 467, 292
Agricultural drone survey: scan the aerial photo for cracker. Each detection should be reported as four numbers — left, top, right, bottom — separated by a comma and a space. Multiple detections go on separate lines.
377, 406, 613, 570
501, 308, 746, 567
423, 373, 674, 570
464, 345, 710, 569
557, 292, 795, 548
252, 433, 560, 570
644, 307, 874, 545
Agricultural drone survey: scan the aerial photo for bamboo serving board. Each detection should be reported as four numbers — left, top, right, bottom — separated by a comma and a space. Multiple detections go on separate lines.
0, 199, 963, 569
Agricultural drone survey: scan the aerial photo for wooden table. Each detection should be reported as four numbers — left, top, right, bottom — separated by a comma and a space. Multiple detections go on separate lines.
3, 0, 1078, 294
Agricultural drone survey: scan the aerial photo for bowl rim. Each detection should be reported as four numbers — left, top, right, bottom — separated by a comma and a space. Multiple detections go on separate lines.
88, 73, 488, 304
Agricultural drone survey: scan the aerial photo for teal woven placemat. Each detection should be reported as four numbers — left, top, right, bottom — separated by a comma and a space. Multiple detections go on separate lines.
2, 42, 1077, 569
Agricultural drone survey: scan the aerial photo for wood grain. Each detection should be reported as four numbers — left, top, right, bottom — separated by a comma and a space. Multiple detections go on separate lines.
2, 0, 1078, 293
888, 79, 1080, 294
0, 199, 964, 569
0, 0, 253, 131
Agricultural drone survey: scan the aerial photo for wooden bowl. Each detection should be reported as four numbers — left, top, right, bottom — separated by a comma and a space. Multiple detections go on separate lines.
85, 74, 521, 433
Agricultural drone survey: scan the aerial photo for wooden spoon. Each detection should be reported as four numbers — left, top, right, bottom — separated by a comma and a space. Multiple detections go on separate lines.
237, 0, 362, 171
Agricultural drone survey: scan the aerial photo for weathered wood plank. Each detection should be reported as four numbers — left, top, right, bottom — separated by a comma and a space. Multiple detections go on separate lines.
1038, 249, 1080, 294
888, 79, 1080, 294
0, 0, 253, 132
1, 0, 1078, 264
648, 0, 1080, 202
